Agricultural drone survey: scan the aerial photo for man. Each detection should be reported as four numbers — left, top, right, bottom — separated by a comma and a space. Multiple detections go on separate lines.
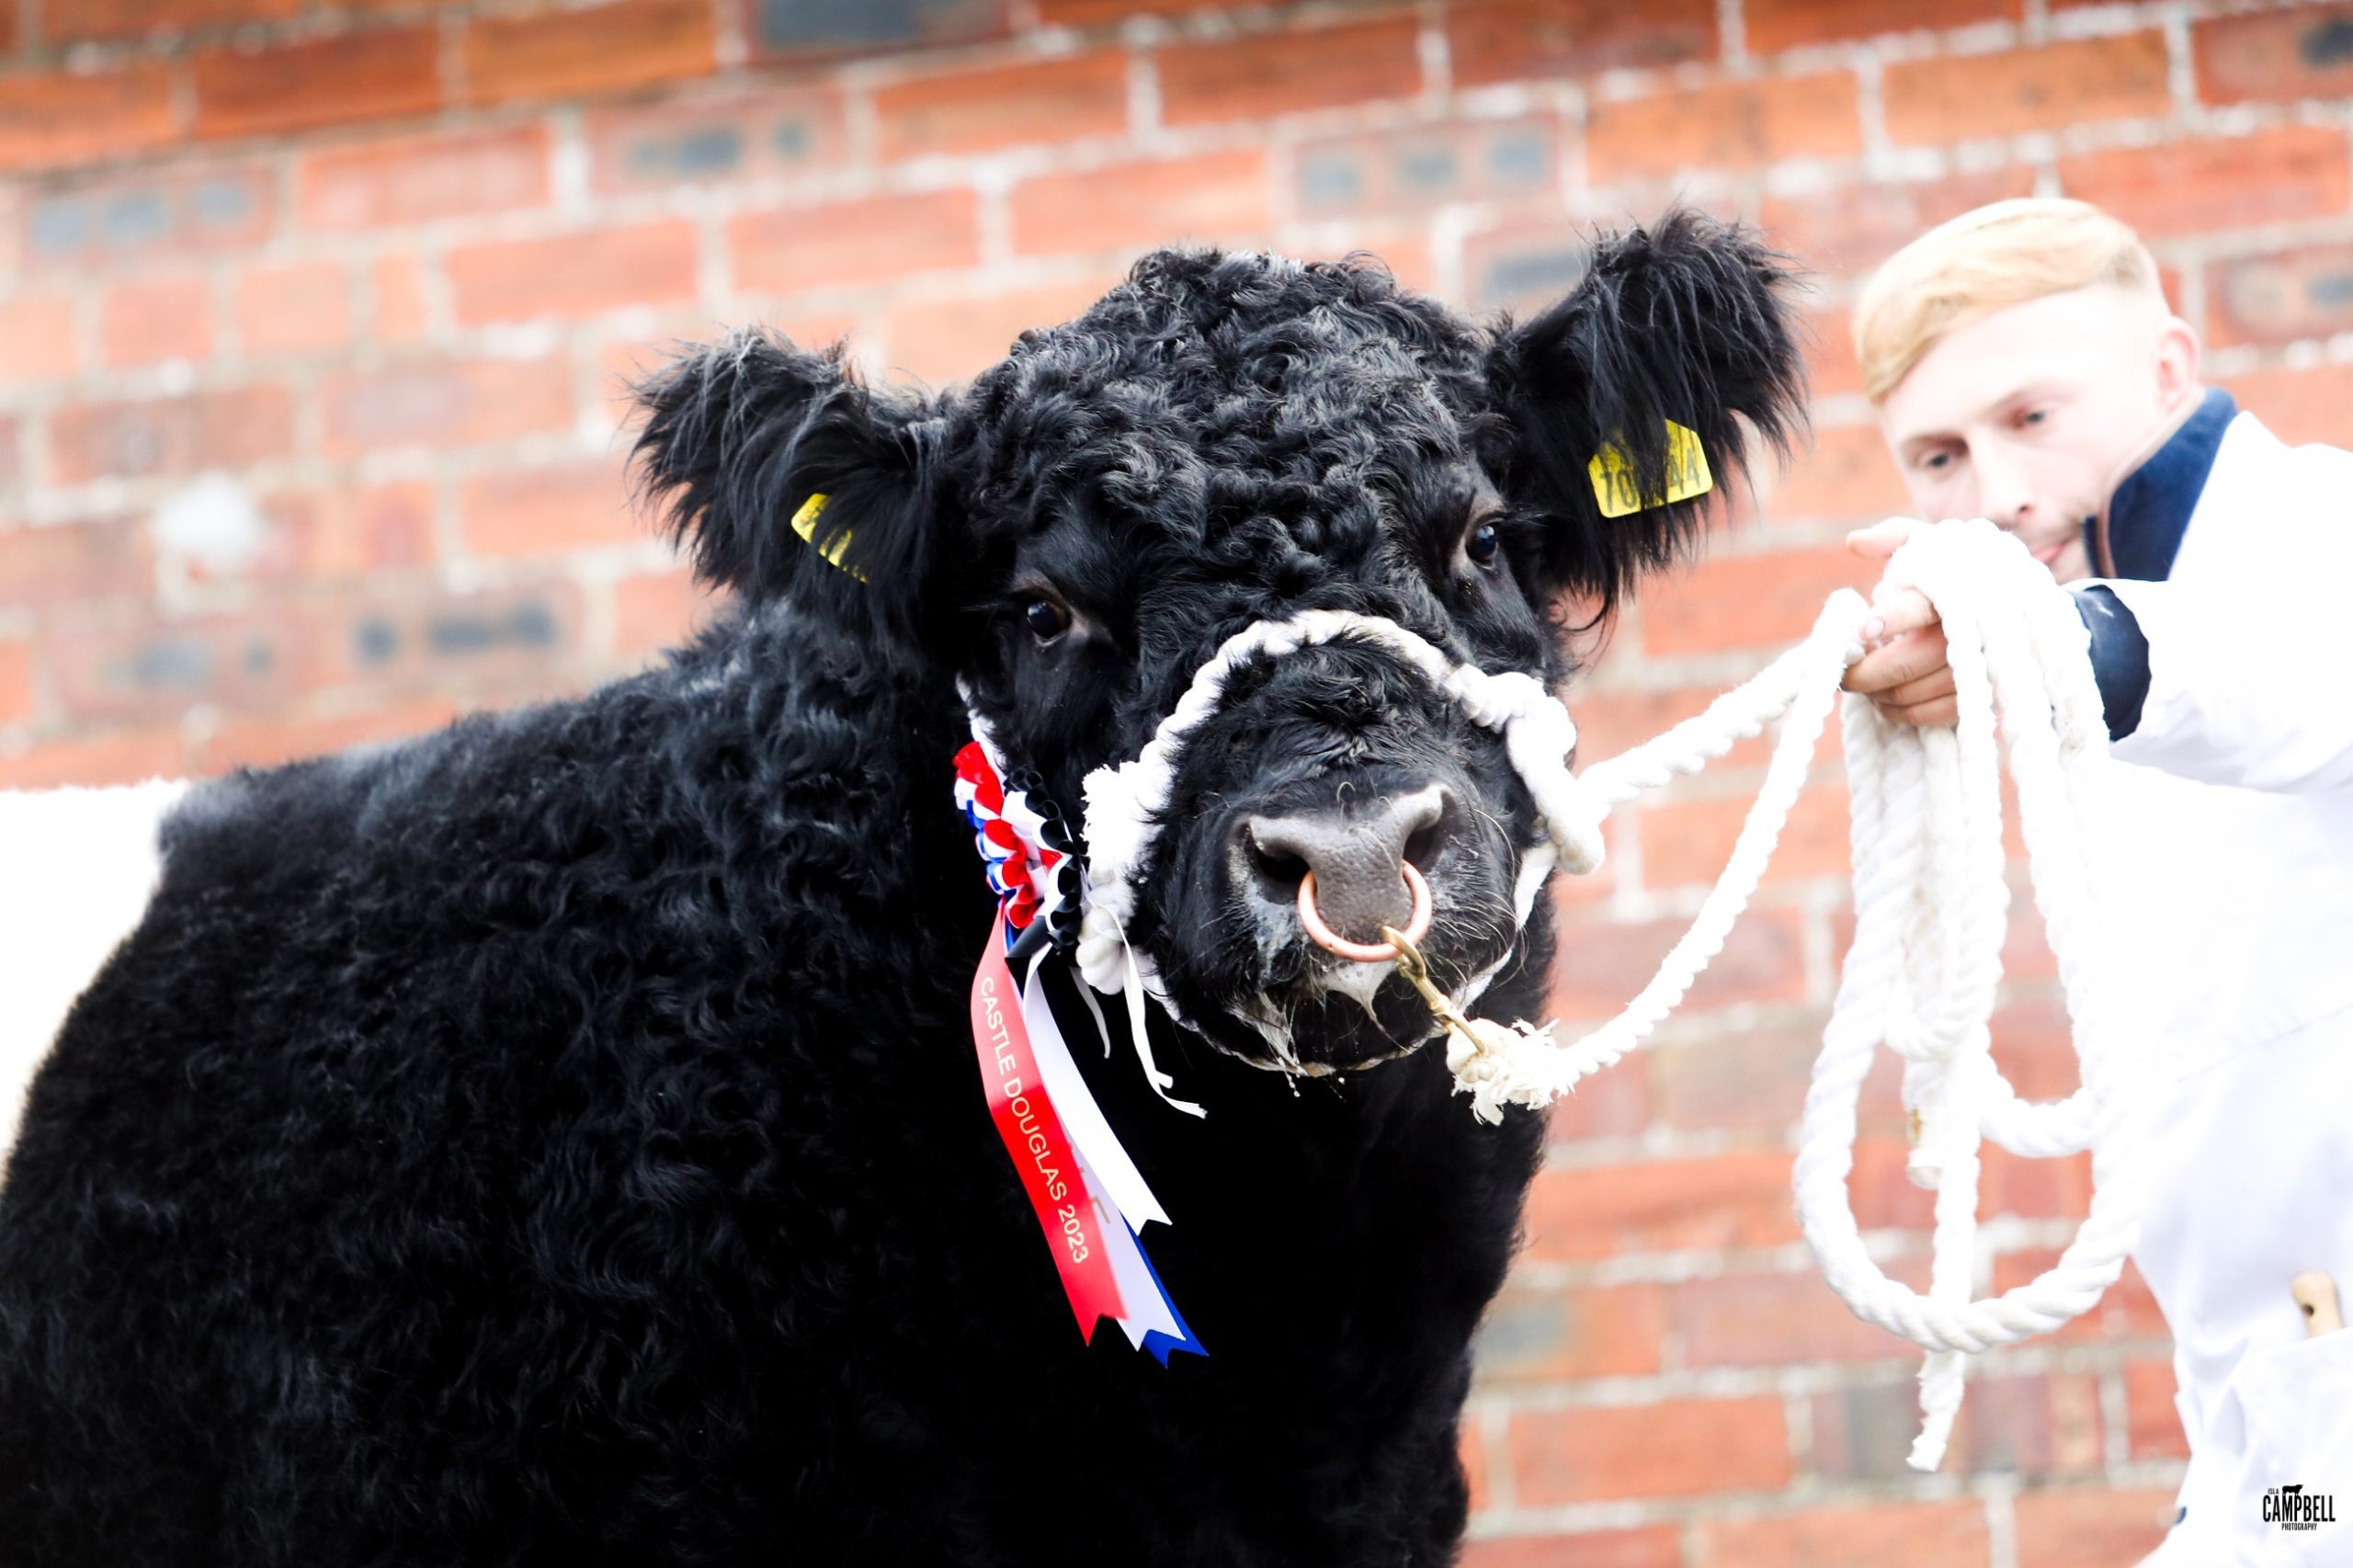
1842, 197, 2353, 1564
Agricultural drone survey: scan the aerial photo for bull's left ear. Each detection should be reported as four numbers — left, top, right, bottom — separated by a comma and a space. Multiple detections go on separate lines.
1483, 210, 1807, 610
629, 327, 950, 644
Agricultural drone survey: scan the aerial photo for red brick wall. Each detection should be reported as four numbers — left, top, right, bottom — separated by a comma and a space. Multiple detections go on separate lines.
17, 0, 2353, 1556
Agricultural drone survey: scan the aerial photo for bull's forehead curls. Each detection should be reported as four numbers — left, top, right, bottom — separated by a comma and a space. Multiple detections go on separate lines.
954, 250, 1495, 544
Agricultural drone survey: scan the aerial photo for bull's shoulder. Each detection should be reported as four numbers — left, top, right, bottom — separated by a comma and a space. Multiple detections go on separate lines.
30, 601, 980, 1144
153, 604, 961, 910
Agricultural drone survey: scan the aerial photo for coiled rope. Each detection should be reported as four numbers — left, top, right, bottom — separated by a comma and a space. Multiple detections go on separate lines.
1482, 517, 2147, 1471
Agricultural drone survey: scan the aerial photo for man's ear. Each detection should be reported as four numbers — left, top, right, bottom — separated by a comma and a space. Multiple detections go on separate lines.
631, 328, 947, 640
2155, 313, 2201, 411
1483, 210, 1808, 609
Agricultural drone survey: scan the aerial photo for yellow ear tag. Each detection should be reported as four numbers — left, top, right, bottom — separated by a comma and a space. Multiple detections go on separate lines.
1587, 420, 1713, 518
790, 492, 867, 583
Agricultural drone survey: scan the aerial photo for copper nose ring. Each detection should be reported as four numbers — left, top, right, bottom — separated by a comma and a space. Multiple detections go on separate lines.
1297, 861, 1432, 963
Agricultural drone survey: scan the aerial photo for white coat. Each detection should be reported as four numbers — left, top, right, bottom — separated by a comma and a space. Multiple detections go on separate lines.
2086, 410, 2353, 1566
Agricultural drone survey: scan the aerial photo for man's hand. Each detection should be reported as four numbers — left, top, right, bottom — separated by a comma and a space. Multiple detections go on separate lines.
1842, 518, 1957, 727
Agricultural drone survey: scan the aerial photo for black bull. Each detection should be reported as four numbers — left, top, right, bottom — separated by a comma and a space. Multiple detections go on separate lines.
0, 214, 1805, 1566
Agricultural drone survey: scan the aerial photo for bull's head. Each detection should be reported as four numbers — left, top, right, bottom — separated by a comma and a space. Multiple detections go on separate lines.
633, 212, 1805, 1079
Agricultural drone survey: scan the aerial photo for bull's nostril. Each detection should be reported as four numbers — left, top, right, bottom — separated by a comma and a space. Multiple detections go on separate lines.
1403, 817, 1446, 876
1246, 836, 1310, 900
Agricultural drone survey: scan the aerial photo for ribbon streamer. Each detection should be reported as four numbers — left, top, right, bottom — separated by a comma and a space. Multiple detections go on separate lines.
969, 913, 1203, 1358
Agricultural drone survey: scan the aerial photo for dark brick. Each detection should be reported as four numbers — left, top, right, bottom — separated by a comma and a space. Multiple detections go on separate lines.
752, 0, 1007, 59
49, 616, 300, 722
2211, 243, 2353, 347
1810, 1376, 1925, 1482
1461, 218, 1591, 312
1292, 115, 1556, 220
24, 166, 271, 265
639, 124, 741, 177
2197, 6, 2353, 106
311, 585, 584, 691
587, 93, 845, 194
426, 598, 560, 655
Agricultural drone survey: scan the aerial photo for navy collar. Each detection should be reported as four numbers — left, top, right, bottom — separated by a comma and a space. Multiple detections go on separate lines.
2088, 387, 2236, 581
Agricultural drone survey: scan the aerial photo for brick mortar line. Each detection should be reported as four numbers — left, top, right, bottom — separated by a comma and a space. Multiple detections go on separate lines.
1495, 1221, 2095, 1290
1983, 1471, 2022, 1568
1463, 1460, 2188, 1540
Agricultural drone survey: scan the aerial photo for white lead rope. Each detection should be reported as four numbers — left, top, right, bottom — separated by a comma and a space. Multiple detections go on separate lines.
1063, 519, 2144, 1469
1455, 518, 2145, 1471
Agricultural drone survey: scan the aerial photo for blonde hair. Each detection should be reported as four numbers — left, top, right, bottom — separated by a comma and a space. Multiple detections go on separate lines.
1854, 198, 2163, 403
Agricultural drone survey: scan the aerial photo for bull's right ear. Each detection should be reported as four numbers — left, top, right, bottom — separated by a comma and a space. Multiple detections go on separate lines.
631, 329, 945, 640
1483, 210, 1807, 614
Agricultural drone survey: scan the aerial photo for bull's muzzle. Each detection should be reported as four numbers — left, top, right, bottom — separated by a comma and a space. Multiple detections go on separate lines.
1243, 782, 1450, 958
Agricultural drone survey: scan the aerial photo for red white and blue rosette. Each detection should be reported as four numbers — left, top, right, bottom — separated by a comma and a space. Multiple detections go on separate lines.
953, 742, 1085, 953
952, 737, 1203, 1363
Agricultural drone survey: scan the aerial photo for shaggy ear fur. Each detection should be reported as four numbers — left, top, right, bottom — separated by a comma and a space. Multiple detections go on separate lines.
631, 329, 944, 637
1484, 210, 1807, 610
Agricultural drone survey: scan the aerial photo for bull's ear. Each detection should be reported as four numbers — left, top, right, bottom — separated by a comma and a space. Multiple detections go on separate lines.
631, 328, 945, 639
1483, 210, 1807, 610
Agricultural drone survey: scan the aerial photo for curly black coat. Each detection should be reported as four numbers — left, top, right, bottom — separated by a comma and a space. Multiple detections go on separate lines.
0, 214, 1803, 1566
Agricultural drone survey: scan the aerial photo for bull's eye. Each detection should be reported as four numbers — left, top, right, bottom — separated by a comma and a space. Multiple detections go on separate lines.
1465, 520, 1502, 568
1023, 597, 1072, 643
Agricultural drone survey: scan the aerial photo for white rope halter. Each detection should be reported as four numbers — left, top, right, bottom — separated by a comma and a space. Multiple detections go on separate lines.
1059, 517, 2145, 1471
1073, 609, 1601, 993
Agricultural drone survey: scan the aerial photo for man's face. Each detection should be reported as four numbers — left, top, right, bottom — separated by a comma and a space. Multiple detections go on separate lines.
1875, 283, 2199, 583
